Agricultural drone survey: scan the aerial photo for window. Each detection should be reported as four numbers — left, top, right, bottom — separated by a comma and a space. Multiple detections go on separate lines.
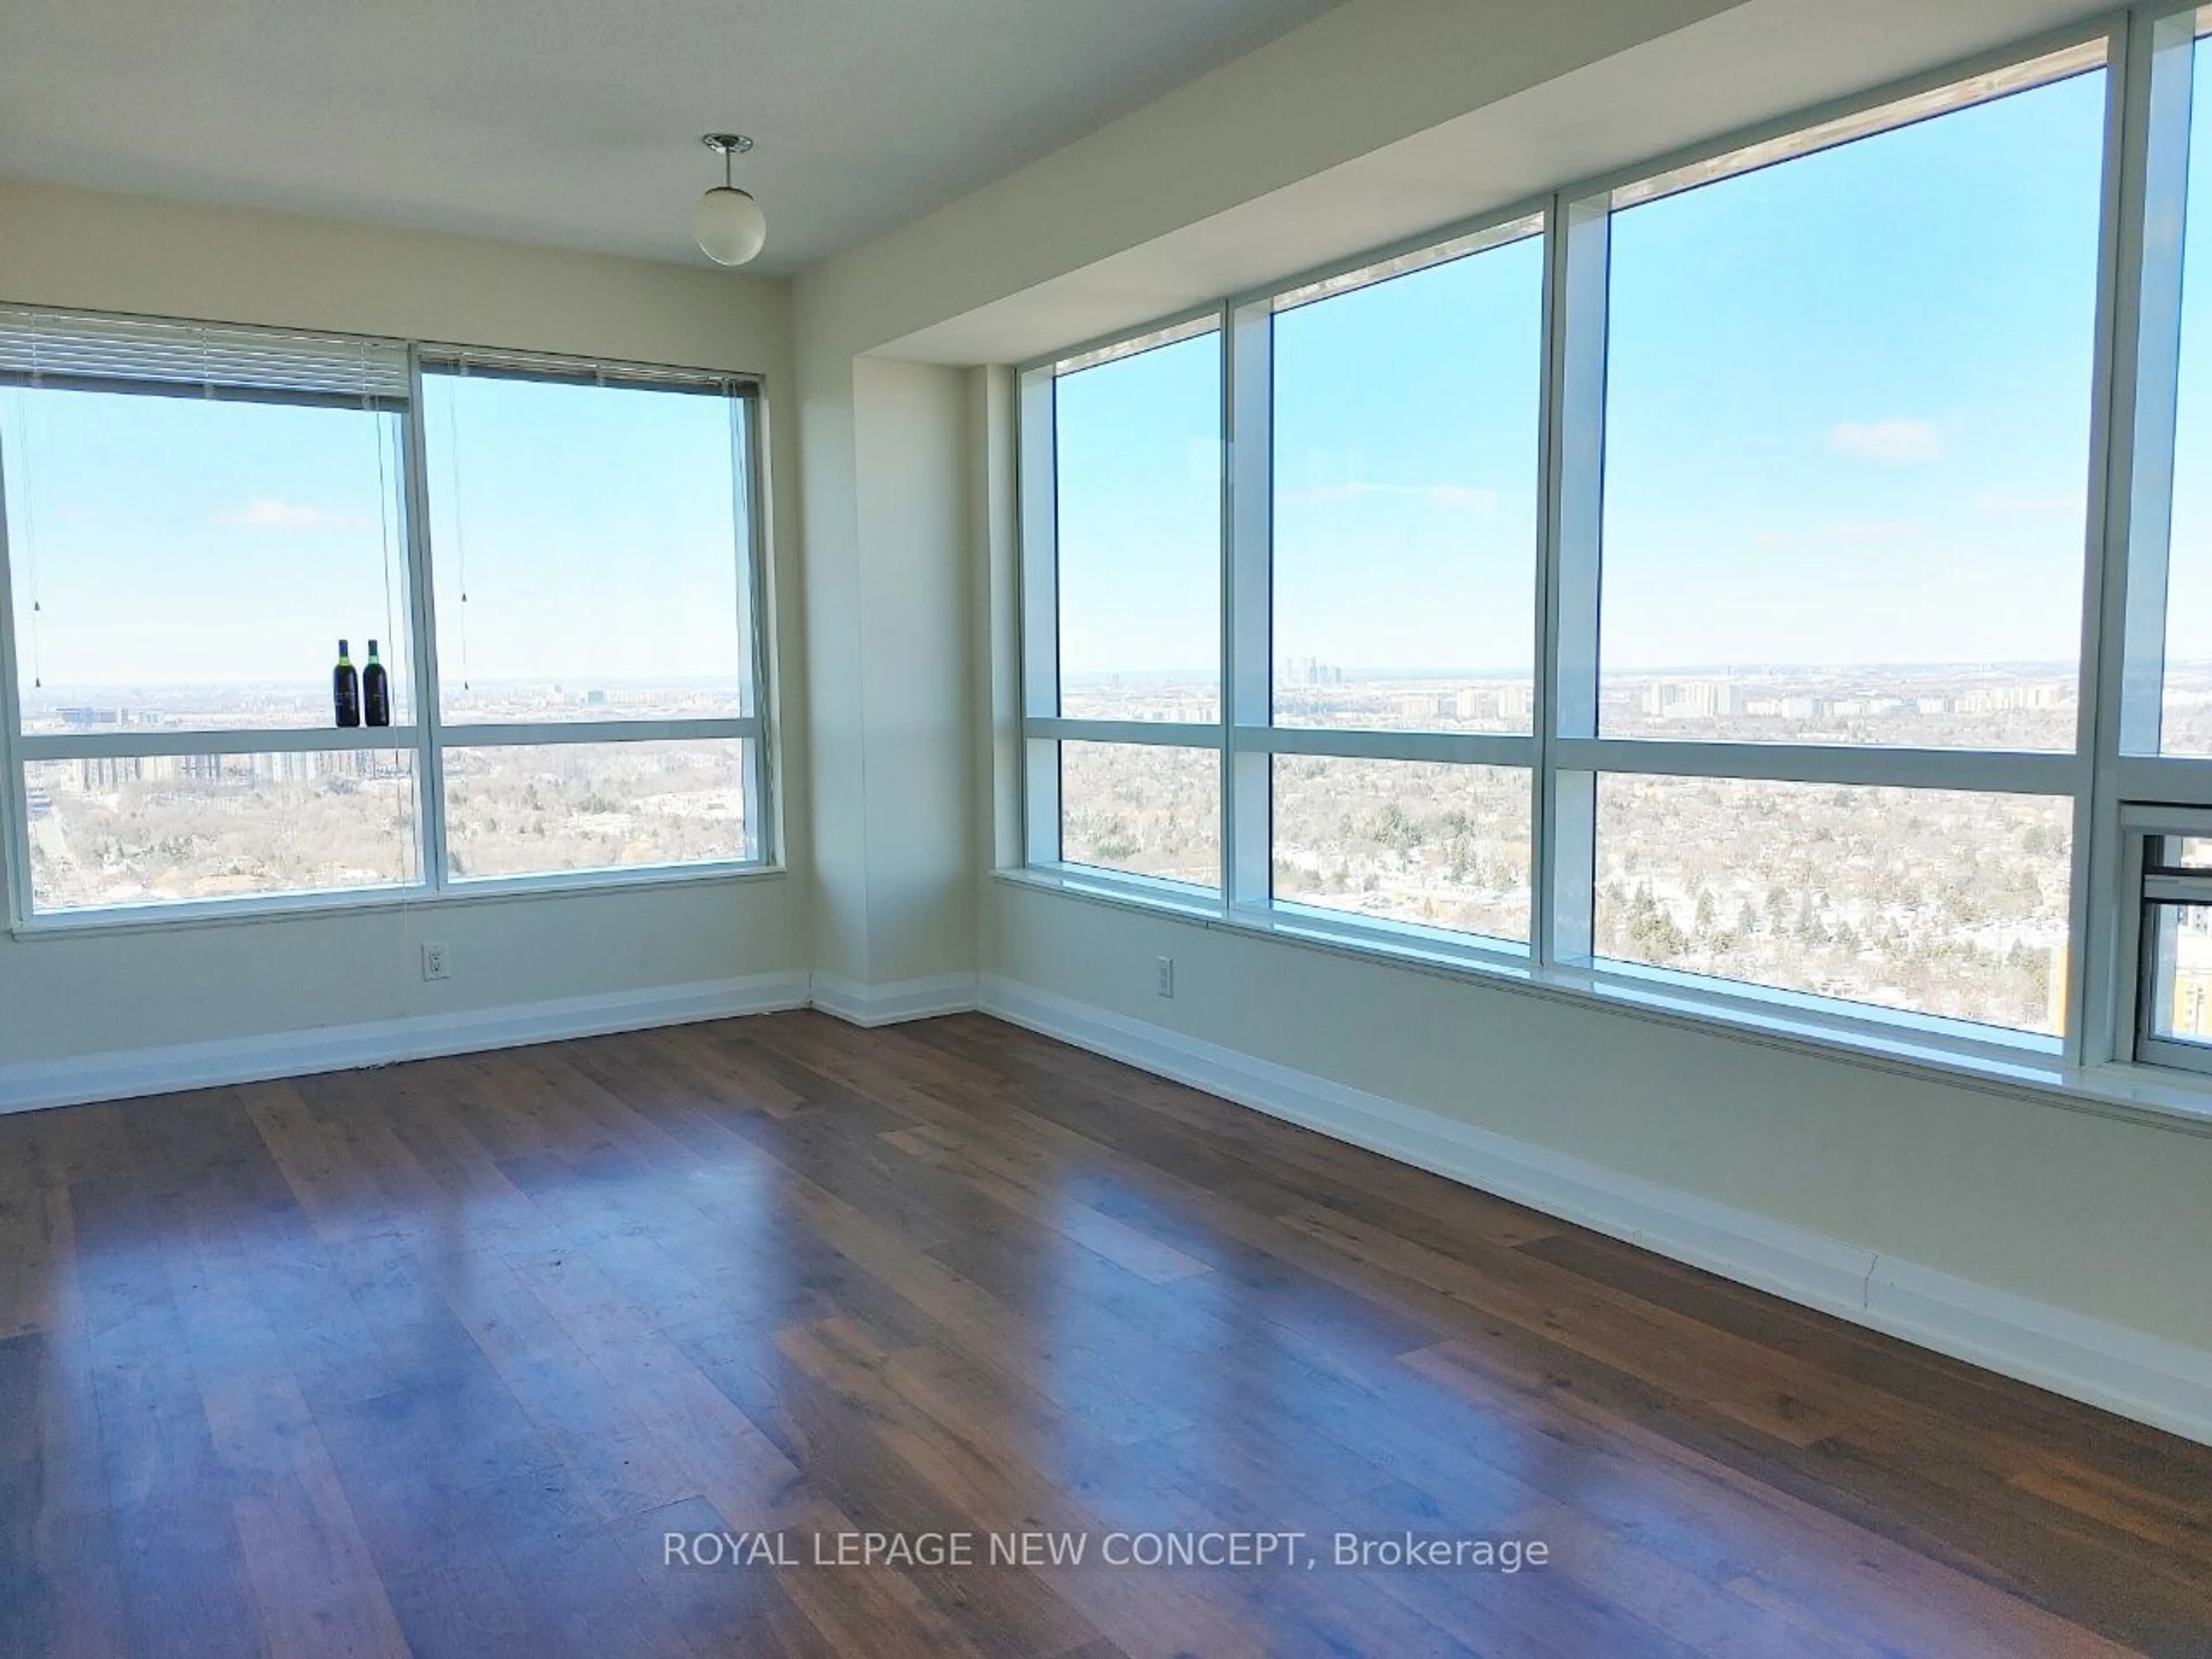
2123, 810, 2212, 1072
421, 368, 755, 724
0, 311, 773, 923
1569, 44, 2107, 1033
0, 308, 422, 914
1593, 777, 2071, 1033
438, 738, 749, 881
1272, 757, 1532, 944
2142, 899, 2212, 1046
2135, 11, 2212, 755
22, 753, 418, 914
1597, 58, 2105, 752
1059, 740, 1221, 888
1270, 225, 1543, 735
1022, 25, 2202, 1077
420, 358, 766, 882
1052, 327, 1221, 724
1253, 221, 1544, 948
1021, 321, 1224, 892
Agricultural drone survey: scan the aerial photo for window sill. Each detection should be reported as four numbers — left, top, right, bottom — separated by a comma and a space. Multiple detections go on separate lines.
990, 866, 2212, 1138
10, 860, 787, 941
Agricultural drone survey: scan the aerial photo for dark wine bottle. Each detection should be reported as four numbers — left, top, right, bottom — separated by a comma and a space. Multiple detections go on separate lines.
362, 639, 391, 728
334, 639, 361, 728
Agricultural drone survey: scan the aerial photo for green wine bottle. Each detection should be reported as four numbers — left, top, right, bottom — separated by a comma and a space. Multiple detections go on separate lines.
362, 640, 391, 728
334, 639, 361, 728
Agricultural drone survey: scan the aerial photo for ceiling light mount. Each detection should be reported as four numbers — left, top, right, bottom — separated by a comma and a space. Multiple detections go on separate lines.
694, 133, 766, 267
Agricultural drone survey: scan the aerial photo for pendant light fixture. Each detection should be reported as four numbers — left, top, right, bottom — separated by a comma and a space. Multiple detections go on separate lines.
694, 134, 767, 267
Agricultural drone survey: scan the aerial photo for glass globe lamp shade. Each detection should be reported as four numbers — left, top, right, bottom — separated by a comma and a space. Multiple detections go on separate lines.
694, 187, 767, 266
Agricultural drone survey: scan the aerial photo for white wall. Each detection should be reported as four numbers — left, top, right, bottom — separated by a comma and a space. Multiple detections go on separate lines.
793, 317, 976, 997
849, 358, 977, 983
0, 179, 810, 1080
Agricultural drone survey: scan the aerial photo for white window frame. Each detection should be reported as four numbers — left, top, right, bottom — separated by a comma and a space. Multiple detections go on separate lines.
1232, 213, 1547, 964
1019, 309, 1229, 895
2115, 802, 2212, 1073
413, 347, 773, 893
1014, 3, 2212, 1109
0, 316, 778, 933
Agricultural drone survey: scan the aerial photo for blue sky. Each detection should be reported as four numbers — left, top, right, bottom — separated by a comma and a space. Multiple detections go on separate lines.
422, 374, 747, 704
1054, 331, 1224, 704
2, 371, 748, 702
2, 391, 411, 695
1052, 65, 2113, 688
1600, 66, 2105, 675
1272, 231, 1543, 683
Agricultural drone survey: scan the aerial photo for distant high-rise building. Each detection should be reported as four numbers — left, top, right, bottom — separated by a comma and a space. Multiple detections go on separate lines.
1643, 679, 1737, 719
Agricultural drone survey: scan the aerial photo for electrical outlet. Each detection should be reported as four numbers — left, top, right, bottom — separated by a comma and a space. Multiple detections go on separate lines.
1156, 956, 1175, 999
421, 941, 450, 982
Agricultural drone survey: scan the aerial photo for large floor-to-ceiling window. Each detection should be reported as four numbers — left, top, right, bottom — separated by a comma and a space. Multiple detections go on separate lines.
1571, 44, 2105, 1036
1019, 5, 2212, 1091
1022, 320, 1224, 892
1264, 219, 1544, 949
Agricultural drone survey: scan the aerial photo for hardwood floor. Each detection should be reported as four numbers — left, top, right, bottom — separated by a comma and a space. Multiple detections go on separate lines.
1, 1010, 2208, 1657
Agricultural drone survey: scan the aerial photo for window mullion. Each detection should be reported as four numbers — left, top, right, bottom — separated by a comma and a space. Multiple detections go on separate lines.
0, 429, 31, 930
1540, 191, 1611, 968
1225, 298, 1271, 916
1557, 737, 2074, 794
2082, 7, 2196, 1066
439, 718, 758, 747
17, 727, 423, 762
401, 344, 449, 895
736, 392, 773, 864
1026, 718, 1219, 748
1237, 727, 1536, 767
1017, 366, 1061, 865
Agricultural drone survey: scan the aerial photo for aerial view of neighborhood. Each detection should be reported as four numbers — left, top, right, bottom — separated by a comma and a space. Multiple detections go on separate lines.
1052, 660, 2212, 1037
20, 659, 2212, 1042
17, 679, 751, 911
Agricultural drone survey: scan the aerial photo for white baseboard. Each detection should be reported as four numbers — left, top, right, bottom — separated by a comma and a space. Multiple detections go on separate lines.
977, 974, 2212, 1447
810, 971, 980, 1028
0, 963, 980, 1116
0, 971, 812, 1116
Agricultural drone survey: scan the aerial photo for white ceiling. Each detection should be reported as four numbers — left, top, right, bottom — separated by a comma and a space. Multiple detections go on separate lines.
0, 0, 1342, 274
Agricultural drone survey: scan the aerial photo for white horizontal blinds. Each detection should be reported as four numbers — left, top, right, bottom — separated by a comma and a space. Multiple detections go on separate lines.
418, 345, 756, 398
0, 305, 410, 407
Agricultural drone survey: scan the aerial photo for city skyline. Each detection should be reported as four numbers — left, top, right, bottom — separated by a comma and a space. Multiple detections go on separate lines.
1060, 657, 2094, 682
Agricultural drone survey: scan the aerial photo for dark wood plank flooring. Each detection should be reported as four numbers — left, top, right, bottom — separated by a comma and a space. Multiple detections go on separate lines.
2, 1010, 2207, 1657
